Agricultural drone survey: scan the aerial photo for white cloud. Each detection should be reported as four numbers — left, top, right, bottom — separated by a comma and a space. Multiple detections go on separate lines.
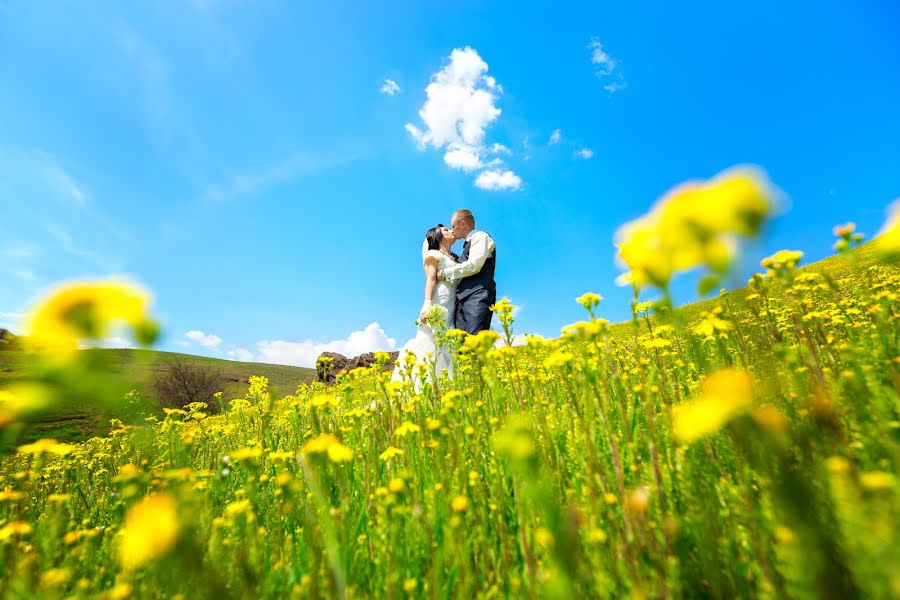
380, 78, 401, 95
604, 78, 627, 94
227, 347, 254, 362
185, 330, 222, 349
35, 151, 88, 206
406, 46, 500, 149
589, 40, 616, 76
443, 144, 483, 172
256, 322, 397, 368
475, 169, 522, 192
589, 38, 626, 94
406, 47, 521, 189
574, 148, 594, 159
548, 129, 561, 145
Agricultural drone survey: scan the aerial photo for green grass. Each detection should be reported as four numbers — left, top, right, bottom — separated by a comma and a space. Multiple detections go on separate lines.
0, 348, 315, 443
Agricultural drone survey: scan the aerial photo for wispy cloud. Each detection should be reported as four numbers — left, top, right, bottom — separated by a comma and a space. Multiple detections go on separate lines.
113, 22, 174, 133
380, 78, 401, 96
589, 38, 626, 95
574, 148, 594, 160
202, 150, 362, 202
35, 151, 88, 206
548, 129, 561, 145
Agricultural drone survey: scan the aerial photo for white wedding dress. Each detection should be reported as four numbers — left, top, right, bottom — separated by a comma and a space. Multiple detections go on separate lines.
391, 248, 457, 386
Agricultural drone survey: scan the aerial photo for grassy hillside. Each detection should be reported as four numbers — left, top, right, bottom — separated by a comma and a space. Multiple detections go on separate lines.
0, 348, 315, 443
607, 240, 890, 339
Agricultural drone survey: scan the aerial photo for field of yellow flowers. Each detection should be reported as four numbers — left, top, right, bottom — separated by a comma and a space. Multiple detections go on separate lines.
1, 167, 899, 599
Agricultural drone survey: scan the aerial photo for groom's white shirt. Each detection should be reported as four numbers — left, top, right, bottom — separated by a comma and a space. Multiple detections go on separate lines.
442, 229, 495, 282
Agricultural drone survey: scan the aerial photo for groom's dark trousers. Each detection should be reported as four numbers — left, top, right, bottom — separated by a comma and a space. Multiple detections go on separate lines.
454, 241, 497, 335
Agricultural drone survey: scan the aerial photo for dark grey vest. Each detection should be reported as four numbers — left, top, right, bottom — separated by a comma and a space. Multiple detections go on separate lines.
457, 235, 496, 300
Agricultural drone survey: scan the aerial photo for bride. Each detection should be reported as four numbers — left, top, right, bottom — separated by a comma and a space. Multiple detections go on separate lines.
391, 224, 458, 385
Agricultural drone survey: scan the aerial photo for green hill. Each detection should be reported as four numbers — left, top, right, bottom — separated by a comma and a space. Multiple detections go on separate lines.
607, 240, 891, 339
0, 348, 316, 443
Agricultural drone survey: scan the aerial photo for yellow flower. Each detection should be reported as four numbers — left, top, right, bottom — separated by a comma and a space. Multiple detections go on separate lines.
388, 478, 406, 493
672, 368, 754, 442
310, 393, 339, 409
395, 421, 421, 437
326, 442, 354, 463
0, 384, 51, 427
0, 521, 32, 542
615, 166, 773, 290
543, 351, 574, 369
119, 493, 179, 570
403, 578, 418, 593
25, 279, 157, 357
450, 495, 469, 512
379, 446, 404, 462
860, 471, 895, 491
575, 292, 603, 311
17, 438, 76, 456
463, 330, 500, 354
302, 433, 339, 454
231, 446, 263, 461
874, 199, 900, 258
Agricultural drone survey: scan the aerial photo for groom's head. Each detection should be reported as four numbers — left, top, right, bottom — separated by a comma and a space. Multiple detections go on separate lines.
451, 209, 475, 240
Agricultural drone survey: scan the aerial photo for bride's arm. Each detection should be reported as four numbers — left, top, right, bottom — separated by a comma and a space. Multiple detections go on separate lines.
419, 257, 439, 323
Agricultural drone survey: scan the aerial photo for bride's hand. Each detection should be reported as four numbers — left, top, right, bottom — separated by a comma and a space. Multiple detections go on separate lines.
418, 312, 427, 324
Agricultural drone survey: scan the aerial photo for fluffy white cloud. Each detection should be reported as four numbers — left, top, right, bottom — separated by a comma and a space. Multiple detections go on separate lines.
443, 144, 483, 172
548, 129, 561, 145
589, 38, 626, 94
407, 47, 521, 189
185, 330, 222, 349
380, 78, 401, 95
406, 47, 501, 150
475, 169, 522, 191
227, 347, 254, 362
575, 148, 594, 159
255, 322, 397, 368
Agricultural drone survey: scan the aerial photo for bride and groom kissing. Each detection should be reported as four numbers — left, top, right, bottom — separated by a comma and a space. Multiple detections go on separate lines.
391, 209, 496, 383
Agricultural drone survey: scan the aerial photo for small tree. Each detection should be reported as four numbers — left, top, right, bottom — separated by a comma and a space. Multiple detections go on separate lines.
152, 359, 221, 410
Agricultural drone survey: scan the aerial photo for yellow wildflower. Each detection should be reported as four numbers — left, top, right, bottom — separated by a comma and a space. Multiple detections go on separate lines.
450, 495, 469, 512
672, 368, 754, 442
379, 446, 404, 462
17, 438, 76, 456
119, 493, 179, 570
326, 442, 354, 463
25, 279, 156, 357
395, 421, 421, 437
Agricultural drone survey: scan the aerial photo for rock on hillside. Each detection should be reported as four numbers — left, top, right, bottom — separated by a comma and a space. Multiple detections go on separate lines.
316, 351, 399, 383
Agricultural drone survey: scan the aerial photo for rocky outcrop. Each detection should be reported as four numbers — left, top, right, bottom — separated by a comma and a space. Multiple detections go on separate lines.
316, 351, 399, 383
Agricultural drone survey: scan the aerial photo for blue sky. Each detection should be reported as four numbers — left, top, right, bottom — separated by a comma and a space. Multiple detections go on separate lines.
2, 1, 899, 366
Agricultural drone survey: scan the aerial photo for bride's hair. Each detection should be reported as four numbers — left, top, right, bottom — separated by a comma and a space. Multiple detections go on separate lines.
425, 225, 459, 262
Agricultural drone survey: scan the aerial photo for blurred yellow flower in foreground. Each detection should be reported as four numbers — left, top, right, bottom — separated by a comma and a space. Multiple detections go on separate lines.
17, 438, 76, 456
0, 385, 50, 428
672, 368, 754, 442
874, 200, 900, 258
25, 280, 157, 357
451, 495, 469, 512
119, 493, 178, 570
615, 166, 774, 291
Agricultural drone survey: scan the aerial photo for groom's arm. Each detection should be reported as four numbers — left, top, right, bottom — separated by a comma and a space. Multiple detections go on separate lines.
441, 232, 495, 282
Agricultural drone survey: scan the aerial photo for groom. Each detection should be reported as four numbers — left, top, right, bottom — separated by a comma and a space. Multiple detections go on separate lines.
438, 209, 497, 335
